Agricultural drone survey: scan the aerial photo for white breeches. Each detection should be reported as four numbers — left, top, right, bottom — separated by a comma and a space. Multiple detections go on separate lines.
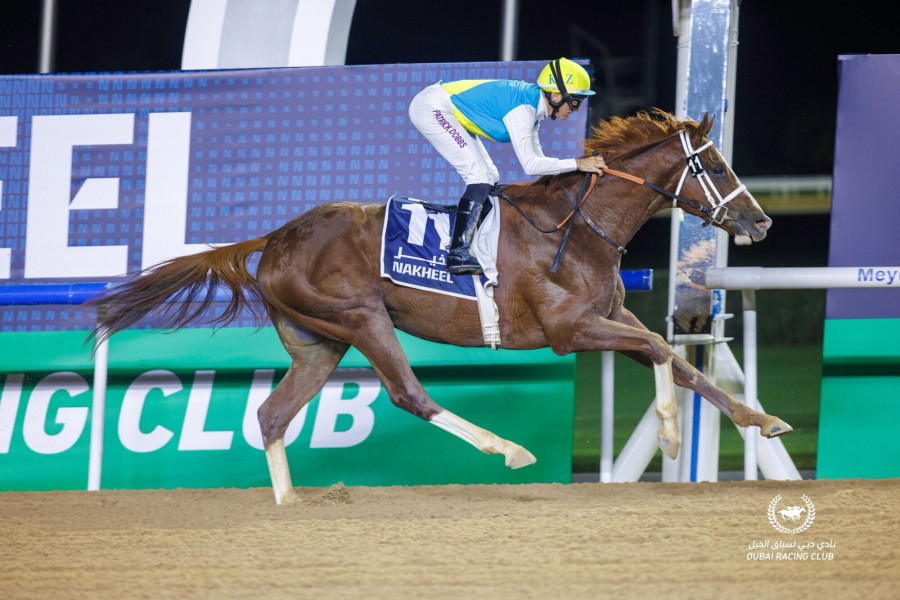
409, 83, 500, 186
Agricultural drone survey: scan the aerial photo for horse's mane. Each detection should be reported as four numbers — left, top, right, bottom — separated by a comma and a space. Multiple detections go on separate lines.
508, 108, 712, 192
583, 108, 712, 161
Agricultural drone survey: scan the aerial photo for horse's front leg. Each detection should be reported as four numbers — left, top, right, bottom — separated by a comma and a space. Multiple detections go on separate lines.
610, 305, 792, 438
667, 352, 792, 437
546, 315, 682, 459
651, 354, 680, 458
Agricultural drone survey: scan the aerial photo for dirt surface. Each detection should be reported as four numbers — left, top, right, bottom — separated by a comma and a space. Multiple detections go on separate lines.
2, 478, 898, 599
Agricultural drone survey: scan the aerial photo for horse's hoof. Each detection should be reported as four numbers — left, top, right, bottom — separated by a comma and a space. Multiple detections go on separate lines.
762, 418, 793, 438
658, 432, 681, 460
506, 446, 537, 469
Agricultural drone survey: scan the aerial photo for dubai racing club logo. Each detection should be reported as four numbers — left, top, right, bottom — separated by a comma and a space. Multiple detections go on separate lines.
767, 494, 816, 534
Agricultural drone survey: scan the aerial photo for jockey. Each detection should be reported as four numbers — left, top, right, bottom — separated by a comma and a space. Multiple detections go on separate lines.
408, 57, 608, 274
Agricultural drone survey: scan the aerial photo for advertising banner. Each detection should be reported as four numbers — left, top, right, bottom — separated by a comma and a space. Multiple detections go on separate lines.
0, 61, 589, 490
817, 54, 900, 478
1, 328, 575, 491
0, 60, 587, 329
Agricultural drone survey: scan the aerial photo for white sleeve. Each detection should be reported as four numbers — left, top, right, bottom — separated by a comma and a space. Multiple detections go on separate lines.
503, 105, 578, 176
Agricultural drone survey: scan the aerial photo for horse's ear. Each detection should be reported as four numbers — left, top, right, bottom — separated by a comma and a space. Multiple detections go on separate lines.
699, 111, 715, 136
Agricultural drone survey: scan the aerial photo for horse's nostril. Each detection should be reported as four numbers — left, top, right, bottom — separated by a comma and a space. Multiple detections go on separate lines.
755, 217, 772, 231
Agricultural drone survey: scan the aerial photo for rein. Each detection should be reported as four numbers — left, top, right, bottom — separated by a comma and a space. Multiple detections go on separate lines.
502, 128, 749, 272
499, 171, 626, 274
553, 173, 626, 272
601, 166, 711, 218
600, 130, 749, 227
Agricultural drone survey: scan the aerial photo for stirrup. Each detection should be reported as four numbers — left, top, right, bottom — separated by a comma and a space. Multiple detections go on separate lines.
446, 251, 483, 275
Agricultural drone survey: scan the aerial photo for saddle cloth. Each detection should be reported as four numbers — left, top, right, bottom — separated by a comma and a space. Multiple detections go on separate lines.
380, 195, 499, 299
380, 195, 502, 348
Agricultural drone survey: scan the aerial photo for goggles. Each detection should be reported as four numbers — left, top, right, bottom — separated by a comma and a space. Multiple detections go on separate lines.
566, 94, 588, 111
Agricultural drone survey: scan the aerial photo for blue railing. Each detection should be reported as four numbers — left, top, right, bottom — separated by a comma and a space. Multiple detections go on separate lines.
0, 270, 655, 306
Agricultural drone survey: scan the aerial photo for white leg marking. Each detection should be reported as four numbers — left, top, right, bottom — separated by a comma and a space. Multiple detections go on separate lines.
265, 438, 298, 505
653, 356, 681, 459
431, 410, 536, 468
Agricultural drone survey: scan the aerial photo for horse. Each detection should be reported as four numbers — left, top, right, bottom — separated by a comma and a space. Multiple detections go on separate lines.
87, 109, 791, 504
778, 506, 807, 522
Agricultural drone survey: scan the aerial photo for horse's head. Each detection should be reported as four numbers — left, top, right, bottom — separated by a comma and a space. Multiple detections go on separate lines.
585, 110, 771, 245
676, 113, 772, 245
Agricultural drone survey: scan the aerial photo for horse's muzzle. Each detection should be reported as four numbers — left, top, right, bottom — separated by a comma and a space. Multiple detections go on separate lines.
729, 212, 772, 246
756, 215, 773, 234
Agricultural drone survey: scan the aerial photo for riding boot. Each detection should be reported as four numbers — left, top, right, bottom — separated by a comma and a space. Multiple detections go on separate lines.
446, 183, 493, 274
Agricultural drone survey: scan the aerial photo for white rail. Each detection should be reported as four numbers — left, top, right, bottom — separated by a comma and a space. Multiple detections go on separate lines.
704, 266, 900, 290
704, 266, 900, 479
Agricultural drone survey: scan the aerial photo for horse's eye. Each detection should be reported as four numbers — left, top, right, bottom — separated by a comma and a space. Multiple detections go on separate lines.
712, 166, 726, 175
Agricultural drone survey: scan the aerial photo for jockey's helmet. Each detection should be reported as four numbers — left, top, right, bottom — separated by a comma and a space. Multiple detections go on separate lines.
537, 58, 595, 118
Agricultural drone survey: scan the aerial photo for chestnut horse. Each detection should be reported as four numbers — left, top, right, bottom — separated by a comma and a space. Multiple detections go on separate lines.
88, 109, 791, 504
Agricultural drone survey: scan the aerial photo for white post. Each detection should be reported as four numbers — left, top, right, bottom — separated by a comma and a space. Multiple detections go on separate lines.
714, 343, 801, 480
612, 401, 661, 482
87, 329, 109, 491
699, 344, 721, 481
600, 351, 615, 482
742, 289, 759, 480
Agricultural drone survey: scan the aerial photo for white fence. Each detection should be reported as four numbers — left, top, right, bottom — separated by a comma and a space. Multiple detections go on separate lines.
704, 266, 899, 480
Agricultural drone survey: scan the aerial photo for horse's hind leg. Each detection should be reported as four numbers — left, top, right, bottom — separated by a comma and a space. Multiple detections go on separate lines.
430, 411, 537, 468
349, 309, 536, 469
260, 314, 349, 505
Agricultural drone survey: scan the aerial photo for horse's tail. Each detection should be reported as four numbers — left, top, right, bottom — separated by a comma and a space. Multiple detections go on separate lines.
86, 236, 270, 345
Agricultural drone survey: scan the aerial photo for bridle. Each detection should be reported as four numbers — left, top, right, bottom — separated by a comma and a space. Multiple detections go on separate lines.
502, 127, 750, 272
603, 129, 749, 227
674, 129, 749, 225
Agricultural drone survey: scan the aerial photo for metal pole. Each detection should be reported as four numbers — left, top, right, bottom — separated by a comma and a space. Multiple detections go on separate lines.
612, 401, 662, 482
599, 351, 614, 482
500, 0, 519, 61
742, 289, 759, 480
39, 0, 58, 73
87, 326, 109, 491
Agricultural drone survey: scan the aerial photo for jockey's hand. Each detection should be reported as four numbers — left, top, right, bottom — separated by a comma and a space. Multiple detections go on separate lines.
575, 155, 607, 175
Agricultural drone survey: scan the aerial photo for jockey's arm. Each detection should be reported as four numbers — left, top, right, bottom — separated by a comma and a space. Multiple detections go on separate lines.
503, 105, 576, 177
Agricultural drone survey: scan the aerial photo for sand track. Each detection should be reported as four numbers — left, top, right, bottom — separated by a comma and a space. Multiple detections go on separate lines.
2, 478, 898, 599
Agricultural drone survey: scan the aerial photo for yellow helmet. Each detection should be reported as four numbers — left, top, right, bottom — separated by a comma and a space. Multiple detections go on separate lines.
537, 57, 595, 97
